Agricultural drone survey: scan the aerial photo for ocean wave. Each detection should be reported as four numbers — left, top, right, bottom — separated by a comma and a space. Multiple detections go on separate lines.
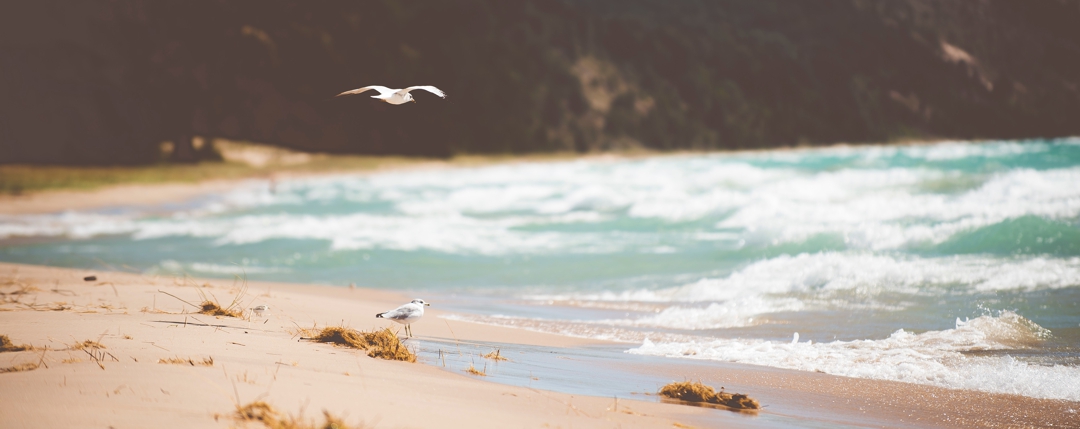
444, 310, 1077, 400
596, 297, 806, 330
627, 311, 1079, 401
155, 259, 289, 275
525, 253, 1080, 306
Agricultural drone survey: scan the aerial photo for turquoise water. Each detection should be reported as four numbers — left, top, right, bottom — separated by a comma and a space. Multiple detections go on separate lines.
2, 138, 1079, 401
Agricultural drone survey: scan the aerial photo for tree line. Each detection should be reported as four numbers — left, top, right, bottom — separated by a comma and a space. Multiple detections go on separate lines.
1, 0, 1078, 165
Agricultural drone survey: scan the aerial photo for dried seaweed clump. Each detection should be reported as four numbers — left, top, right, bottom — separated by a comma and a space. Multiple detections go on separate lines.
659, 381, 760, 410
199, 301, 243, 318
305, 327, 415, 362
482, 349, 510, 361
234, 401, 366, 429
0, 335, 31, 352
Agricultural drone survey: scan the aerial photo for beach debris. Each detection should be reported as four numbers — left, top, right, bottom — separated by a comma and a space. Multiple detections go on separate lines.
232, 401, 368, 429
659, 381, 760, 410
0, 362, 39, 373
158, 356, 214, 366
464, 363, 487, 376
83, 275, 97, 281
299, 326, 416, 362
482, 349, 510, 361
158, 273, 250, 318
199, 300, 244, 318
0, 335, 31, 352
70, 340, 105, 350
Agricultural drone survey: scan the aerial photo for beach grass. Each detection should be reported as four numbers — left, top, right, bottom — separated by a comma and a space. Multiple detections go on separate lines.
659, 381, 760, 410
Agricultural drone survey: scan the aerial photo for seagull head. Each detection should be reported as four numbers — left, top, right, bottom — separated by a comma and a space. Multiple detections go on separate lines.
405, 93, 415, 103
411, 299, 430, 306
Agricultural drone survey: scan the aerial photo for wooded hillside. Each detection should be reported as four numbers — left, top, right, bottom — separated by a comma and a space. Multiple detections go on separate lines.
2, 0, 1078, 164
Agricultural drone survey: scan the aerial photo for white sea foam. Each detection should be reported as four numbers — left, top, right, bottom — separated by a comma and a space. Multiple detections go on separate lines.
4, 142, 1078, 258
627, 311, 1080, 401
715, 166, 1080, 250
526, 253, 1080, 306
156, 259, 288, 275
597, 297, 806, 330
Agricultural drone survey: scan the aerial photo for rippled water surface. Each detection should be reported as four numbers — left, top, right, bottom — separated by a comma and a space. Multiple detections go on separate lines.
3, 138, 1079, 401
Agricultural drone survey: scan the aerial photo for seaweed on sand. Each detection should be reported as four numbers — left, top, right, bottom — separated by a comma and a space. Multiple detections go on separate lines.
300, 326, 415, 362
659, 381, 760, 410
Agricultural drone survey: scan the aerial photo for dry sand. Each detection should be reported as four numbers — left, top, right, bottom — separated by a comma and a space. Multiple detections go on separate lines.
0, 262, 712, 428
2, 262, 1077, 429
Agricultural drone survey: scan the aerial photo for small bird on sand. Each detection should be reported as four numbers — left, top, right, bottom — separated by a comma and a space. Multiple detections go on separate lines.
376, 299, 430, 338
334, 85, 446, 105
250, 305, 269, 318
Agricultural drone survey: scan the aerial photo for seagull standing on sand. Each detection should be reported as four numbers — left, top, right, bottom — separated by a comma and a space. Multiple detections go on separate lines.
250, 305, 269, 318
335, 85, 447, 105
376, 299, 430, 338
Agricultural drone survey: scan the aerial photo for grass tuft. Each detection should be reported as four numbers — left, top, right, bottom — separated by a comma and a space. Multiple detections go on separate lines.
234, 400, 367, 429
0, 335, 31, 352
482, 349, 510, 361
70, 340, 105, 350
301, 326, 415, 362
659, 381, 760, 410
158, 356, 215, 366
464, 363, 487, 376
199, 300, 244, 318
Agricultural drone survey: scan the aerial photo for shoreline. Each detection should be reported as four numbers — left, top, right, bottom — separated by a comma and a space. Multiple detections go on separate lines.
2, 262, 1076, 428
0, 135, 1031, 216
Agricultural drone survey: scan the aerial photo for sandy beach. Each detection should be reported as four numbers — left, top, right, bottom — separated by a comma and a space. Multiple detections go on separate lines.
0, 262, 714, 428
1, 261, 1076, 428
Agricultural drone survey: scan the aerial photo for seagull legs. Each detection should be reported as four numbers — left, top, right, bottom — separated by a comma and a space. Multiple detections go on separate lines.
405, 324, 412, 338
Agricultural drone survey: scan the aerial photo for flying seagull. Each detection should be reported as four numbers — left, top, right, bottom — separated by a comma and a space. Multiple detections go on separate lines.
335, 85, 446, 105
376, 299, 430, 338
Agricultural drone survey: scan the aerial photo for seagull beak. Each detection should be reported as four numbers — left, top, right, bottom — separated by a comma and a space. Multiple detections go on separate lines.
411, 99, 416, 103
425, 303, 431, 306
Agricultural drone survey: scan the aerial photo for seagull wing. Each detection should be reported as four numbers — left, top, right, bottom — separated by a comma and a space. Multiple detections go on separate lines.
335, 85, 395, 98
401, 86, 447, 99
380, 303, 422, 321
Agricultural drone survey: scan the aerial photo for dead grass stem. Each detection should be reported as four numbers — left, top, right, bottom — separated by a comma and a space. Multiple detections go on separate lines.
298, 326, 415, 362
158, 356, 215, 366
70, 340, 105, 350
659, 381, 760, 410
157, 272, 251, 318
